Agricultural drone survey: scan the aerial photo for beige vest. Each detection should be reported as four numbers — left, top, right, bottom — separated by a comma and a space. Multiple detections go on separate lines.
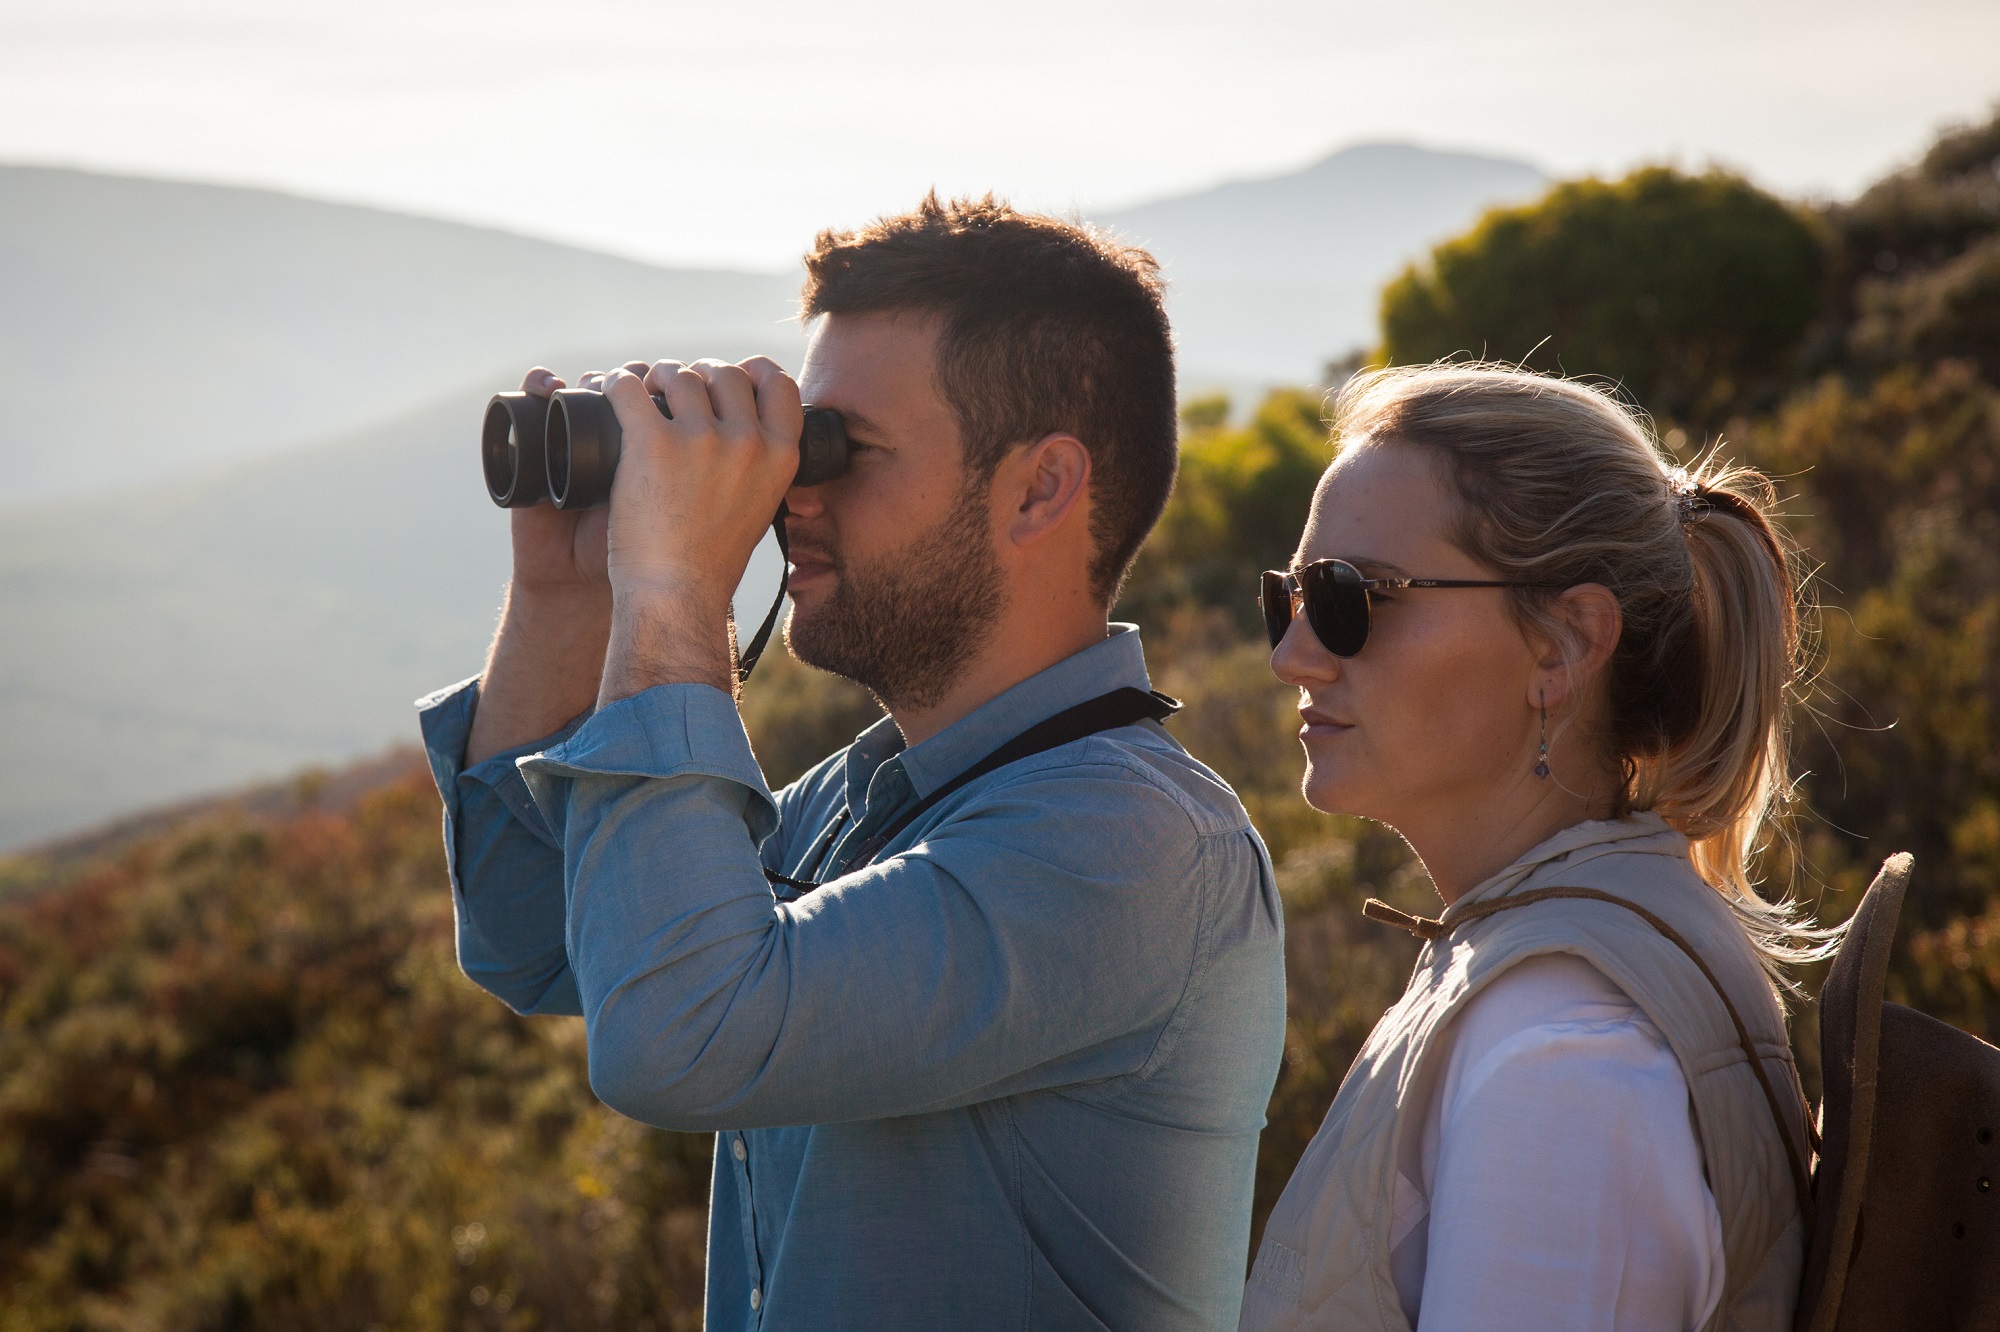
1241, 816, 1807, 1332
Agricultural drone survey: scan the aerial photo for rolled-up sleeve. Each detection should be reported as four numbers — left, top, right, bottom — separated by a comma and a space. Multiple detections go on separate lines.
417, 677, 587, 1016
519, 682, 1216, 1133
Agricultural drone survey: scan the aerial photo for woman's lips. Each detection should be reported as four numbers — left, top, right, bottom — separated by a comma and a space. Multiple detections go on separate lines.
1299, 708, 1352, 739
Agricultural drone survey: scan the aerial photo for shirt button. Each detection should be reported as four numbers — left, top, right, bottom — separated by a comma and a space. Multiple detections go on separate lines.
732, 1137, 748, 1161
750, 1288, 762, 1310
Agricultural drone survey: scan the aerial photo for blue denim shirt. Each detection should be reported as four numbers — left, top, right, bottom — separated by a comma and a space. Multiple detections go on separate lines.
418, 627, 1286, 1331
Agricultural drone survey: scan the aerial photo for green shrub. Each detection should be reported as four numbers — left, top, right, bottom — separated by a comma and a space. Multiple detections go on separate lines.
1380, 167, 1825, 424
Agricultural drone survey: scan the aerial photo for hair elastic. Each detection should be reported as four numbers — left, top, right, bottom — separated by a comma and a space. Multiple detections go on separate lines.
1667, 468, 1703, 525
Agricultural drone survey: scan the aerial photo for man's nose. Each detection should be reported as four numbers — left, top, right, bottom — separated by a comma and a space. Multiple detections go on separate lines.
783, 483, 827, 519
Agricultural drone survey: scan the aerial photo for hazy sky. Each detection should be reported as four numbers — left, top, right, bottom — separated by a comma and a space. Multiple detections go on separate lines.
4, 0, 1996, 270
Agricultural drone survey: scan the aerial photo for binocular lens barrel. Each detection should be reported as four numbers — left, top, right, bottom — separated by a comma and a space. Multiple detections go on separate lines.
481, 393, 551, 507
482, 389, 850, 509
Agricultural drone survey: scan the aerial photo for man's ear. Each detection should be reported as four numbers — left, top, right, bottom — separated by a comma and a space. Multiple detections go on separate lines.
1005, 432, 1092, 546
1531, 583, 1623, 710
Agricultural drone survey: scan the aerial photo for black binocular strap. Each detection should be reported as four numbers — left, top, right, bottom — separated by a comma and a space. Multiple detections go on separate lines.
734, 503, 792, 684
765, 685, 1181, 896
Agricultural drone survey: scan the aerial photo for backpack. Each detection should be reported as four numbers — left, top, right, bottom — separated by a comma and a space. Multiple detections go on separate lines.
1363, 853, 2000, 1329
1793, 854, 2000, 1331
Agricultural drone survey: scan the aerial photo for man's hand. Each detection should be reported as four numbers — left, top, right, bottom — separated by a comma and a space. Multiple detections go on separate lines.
464, 363, 635, 766
508, 365, 614, 592
597, 358, 803, 704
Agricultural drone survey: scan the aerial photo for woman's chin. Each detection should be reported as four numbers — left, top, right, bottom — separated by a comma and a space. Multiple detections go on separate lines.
1300, 764, 1370, 818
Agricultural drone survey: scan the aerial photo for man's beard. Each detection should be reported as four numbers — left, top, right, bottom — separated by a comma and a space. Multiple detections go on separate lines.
784, 479, 1006, 712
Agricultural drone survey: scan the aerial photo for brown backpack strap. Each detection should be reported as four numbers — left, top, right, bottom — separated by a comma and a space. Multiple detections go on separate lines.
1365, 887, 1817, 1229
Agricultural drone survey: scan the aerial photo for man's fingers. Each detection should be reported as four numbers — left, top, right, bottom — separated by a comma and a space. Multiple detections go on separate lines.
691, 359, 759, 430
520, 366, 564, 398
640, 359, 685, 398
738, 357, 805, 451
645, 361, 717, 426
600, 367, 665, 428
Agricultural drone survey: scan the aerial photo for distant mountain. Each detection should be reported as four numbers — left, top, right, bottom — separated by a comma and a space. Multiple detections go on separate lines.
0, 148, 1543, 508
0, 166, 802, 508
0, 394, 501, 846
0, 145, 1547, 846
0, 386, 789, 850
1100, 143, 1547, 382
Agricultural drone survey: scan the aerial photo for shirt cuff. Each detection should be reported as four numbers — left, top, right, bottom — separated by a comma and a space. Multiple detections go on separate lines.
518, 682, 780, 845
416, 675, 590, 851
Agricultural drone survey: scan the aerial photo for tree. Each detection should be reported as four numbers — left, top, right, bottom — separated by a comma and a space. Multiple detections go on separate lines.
1838, 108, 2000, 382
1379, 168, 1825, 425
1743, 361, 2000, 937
1117, 389, 1330, 631
1832, 107, 2000, 286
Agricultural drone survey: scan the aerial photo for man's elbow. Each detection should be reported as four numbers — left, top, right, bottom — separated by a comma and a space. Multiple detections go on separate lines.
460, 952, 583, 1017
586, 1051, 720, 1132
583, 1011, 747, 1132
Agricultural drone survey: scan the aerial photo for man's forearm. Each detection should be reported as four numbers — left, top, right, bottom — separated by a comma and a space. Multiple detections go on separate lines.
597, 579, 738, 707
466, 583, 613, 765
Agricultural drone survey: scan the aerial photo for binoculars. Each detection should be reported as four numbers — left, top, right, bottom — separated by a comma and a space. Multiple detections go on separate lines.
482, 388, 851, 509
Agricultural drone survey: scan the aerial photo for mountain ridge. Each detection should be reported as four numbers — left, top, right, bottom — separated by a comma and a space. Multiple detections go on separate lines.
2, 143, 1545, 507
1099, 142, 1547, 378
0, 163, 804, 508
0, 141, 1549, 847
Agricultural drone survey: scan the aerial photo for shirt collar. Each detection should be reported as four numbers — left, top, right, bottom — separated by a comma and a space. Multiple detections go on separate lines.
839, 624, 1152, 811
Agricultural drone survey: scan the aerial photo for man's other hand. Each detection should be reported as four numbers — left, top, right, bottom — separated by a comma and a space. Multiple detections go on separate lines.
507, 364, 619, 595
462, 362, 637, 766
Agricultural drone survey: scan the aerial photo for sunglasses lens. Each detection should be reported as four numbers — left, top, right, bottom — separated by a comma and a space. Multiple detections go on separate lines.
1302, 562, 1370, 657
1260, 571, 1291, 648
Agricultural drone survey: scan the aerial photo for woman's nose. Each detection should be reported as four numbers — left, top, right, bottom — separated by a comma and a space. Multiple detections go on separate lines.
1270, 613, 1339, 688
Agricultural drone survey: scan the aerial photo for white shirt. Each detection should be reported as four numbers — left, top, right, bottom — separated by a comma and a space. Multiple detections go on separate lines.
1388, 953, 1727, 1332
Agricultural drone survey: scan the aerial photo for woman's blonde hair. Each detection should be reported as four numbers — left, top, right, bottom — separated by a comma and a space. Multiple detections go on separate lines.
1330, 362, 1833, 979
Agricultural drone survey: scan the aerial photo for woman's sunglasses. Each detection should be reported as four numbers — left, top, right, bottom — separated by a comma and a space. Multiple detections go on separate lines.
1260, 559, 1561, 657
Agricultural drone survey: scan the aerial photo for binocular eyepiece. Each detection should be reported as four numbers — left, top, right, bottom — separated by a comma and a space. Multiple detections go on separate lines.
482, 389, 851, 509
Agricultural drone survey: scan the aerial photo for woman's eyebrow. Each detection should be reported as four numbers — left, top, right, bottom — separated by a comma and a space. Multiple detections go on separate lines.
1293, 555, 1413, 577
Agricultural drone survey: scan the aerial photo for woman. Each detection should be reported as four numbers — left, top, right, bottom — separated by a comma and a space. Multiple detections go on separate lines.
1240, 365, 1827, 1332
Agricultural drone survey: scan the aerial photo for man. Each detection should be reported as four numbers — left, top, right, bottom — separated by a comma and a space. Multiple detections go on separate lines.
418, 195, 1286, 1331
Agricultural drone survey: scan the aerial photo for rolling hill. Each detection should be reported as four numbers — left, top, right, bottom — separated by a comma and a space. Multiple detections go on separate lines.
2, 145, 1543, 510
0, 383, 793, 851
0, 165, 804, 509
0, 143, 1545, 847
1100, 142, 1546, 380
0, 393, 508, 848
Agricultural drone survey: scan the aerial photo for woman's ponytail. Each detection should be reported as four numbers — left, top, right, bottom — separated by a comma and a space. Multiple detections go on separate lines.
1636, 464, 1829, 970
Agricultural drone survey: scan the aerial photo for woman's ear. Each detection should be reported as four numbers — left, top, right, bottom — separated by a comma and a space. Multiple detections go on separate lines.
1530, 583, 1623, 709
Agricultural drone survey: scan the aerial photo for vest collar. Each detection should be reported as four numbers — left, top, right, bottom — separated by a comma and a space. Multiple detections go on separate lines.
1442, 813, 1692, 925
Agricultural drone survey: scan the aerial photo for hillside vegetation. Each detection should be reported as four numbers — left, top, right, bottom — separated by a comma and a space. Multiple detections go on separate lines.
5, 109, 1999, 1328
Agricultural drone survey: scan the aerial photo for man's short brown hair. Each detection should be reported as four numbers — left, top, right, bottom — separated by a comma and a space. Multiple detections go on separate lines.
801, 193, 1177, 603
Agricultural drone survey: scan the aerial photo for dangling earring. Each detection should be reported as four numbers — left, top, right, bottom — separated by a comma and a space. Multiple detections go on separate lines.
1534, 690, 1551, 780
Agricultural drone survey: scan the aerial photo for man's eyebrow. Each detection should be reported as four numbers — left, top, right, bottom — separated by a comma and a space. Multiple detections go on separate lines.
833, 408, 887, 439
